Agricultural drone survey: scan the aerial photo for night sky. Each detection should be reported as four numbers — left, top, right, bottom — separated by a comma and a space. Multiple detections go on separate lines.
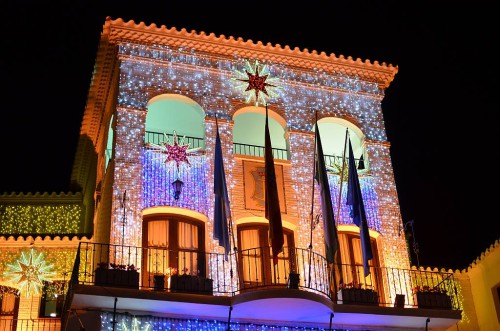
2, 1, 498, 270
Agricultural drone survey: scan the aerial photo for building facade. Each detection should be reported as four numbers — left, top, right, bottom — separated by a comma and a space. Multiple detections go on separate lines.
2, 16, 497, 331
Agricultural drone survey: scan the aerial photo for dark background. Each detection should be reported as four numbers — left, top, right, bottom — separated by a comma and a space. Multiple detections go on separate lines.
2, 1, 498, 270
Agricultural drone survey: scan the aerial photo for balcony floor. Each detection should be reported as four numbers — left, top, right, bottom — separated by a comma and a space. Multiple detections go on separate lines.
69, 284, 462, 330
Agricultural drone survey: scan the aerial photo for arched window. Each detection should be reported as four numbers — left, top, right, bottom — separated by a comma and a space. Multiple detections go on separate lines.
315, 118, 367, 171
237, 223, 295, 288
233, 106, 289, 160
145, 94, 205, 149
142, 215, 206, 284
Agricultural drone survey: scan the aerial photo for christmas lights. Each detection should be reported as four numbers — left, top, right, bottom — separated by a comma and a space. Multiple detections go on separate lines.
101, 312, 351, 331
4, 248, 56, 297
0, 204, 82, 234
232, 59, 281, 106
117, 42, 385, 140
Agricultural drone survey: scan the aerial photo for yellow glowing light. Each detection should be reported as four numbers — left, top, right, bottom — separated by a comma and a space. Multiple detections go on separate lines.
4, 249, 56, 297
0, 204, 82, 234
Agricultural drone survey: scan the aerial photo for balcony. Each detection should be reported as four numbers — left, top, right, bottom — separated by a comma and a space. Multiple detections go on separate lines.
64, 243, 462, 330
233, 142, 289, 160
144, 131, 205, 150
141, 131, 369, 166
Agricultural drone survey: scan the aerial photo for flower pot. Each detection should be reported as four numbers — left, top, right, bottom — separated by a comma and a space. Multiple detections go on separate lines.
288, 273, 300, 289
416, 292, 452, 309
170, 274, 213, 295
94, 268, 139, 289
153, 274, 165, 291
337, 288, 379, 305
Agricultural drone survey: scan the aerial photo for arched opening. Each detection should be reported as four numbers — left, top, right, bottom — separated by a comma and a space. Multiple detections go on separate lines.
233, 106, 288, 160
145, 94, 205, 149
141, 208, 208, 290
315, 117, 367, 171
142, 94, 208, 210
105, 114, 114, 171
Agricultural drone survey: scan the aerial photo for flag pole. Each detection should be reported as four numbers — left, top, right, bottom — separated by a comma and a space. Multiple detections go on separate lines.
308, 111, 319, 287
215, 114, 238, 254
214, 114, 238, 280
336, 129, 349, 222
309, 111, 318, 249
264, 102, 284, 266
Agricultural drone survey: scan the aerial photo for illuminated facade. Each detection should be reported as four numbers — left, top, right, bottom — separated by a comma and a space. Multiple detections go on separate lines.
1, 16, 497, 331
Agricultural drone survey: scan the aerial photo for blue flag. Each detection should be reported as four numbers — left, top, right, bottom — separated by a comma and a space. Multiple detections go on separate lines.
314, 123, 340, 264
346, 138, 373, 276
213, 120, 231, 260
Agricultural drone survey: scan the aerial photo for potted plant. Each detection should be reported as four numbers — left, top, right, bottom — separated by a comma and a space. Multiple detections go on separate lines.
337, 281, 379, 305
153, 267, 177, 291
170, 268, 213, 295
288, 253, 300, 289
288, 272, 300, 289
413, 285, 452, 309
94, 262, 140, 289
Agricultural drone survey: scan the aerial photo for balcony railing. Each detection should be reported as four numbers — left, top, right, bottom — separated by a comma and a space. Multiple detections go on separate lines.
323, 154, 364, 169
143, 132, 290, 160
0, 318, 60, 331
144, 131, 205, 149
233, 142, 289, 160
71, 242, 460, 311
113, 131, 367, 167
74, 242, 329, 297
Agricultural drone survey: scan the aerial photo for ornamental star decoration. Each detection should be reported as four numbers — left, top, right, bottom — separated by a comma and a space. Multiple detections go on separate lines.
4, 249, 56, 297
145, 130, 204, 176
233, 60, 280, 106
327, 159, 349, 182
122, 318, 151, 331
326, 158, 368, 182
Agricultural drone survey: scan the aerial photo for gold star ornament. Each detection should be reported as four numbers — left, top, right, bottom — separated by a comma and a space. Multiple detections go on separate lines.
4, 249, 56, 297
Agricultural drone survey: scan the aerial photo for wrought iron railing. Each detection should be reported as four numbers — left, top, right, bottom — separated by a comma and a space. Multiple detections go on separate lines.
233, 142, 289, 160
75, 243, 330, 297
323, 154, 365, 170
71, 242, 460, 310
143, 132, 290, 160
0, 318, 60, 331
117, 131, 369, 166
336, 263, 460, 309
144, 131, 205, 149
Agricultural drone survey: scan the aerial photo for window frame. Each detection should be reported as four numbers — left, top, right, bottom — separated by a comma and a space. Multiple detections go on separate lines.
339, 231, 383, 294
142, 214, 206, 280
237, 223, 295, 287
39, 280, 66, 318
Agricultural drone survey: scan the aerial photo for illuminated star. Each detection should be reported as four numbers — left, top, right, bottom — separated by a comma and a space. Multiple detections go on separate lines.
4, 249, 56, 297
326, 158, 368, 181
233, 60, 280, 106
146, 130, 204, 176
327, 159, 349, 182
241, 67, 273, 100
165, 133, 190, 168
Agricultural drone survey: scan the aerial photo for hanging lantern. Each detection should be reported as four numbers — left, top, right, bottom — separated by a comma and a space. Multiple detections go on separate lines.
172, 179, 184, 200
